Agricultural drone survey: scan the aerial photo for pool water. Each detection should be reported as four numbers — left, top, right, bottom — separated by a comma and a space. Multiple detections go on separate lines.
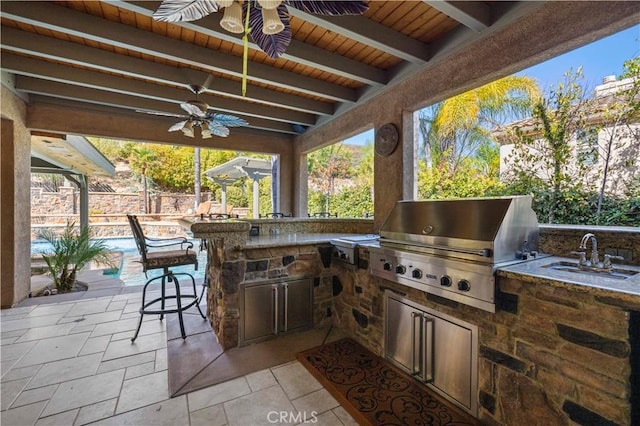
32, 237, 206, 286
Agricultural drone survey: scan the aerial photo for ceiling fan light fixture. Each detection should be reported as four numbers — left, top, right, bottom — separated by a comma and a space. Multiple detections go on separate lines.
261, 7, 284, 35
182, 120, 195, 137
201, 121, 212, 139
220, 1, 244, 34
216, 0, 234, 7
257, 0, 282, 10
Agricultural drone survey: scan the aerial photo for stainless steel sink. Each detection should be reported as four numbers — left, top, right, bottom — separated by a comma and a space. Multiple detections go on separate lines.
542, 261, 638, 280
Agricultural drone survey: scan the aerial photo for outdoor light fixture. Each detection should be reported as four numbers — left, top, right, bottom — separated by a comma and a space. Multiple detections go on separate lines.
220, 1, 244, 34
181, 120, 195, 138
261, 7, 284, 35
201, 121, 213, 139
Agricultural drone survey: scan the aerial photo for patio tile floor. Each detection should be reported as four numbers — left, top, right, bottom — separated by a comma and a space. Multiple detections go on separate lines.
1, 276, 357, 425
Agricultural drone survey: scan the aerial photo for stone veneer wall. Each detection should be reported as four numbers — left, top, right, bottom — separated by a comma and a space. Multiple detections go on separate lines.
205, 240, 333, 350
540, 225, 639, 266
31, 187, 212, 216
30, 220, 189, 240
331, 247, 638, 425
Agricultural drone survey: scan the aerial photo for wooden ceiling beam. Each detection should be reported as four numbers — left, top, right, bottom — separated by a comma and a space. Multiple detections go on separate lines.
2, 53, 317, 127
15, 76, 298, 135
1, 1, 357, 102
423, 1, 492, 32
27, 99, 295, 155
287, 9, 431, 63
1, 27, 332, 116
112, 0, 388, 86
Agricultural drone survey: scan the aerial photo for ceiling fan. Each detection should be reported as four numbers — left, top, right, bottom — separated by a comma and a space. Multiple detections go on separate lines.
137, 84, 249, 139
152, 1, 369, 59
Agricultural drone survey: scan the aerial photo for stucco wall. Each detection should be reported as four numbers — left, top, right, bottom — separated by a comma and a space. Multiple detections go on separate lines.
1, 86, 31, 307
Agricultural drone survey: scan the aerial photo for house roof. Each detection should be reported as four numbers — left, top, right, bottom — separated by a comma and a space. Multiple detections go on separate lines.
492, 77, 640, 144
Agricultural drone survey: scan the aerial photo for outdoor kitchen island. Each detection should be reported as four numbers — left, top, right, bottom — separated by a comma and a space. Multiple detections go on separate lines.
181, 214, 639, 425
178, 216, 374, 350
337, 238, 640, 425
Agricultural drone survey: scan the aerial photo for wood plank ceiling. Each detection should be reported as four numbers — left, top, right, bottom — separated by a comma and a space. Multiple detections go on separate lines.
1, 1, 523, 141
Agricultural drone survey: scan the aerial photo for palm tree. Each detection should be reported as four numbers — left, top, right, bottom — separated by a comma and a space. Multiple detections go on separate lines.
420, 75, 540, 172
39, 222, 113, 293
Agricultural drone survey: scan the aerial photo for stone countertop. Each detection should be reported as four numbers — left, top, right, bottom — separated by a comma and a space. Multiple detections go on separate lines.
246, 233, 368, 249
179, 216, 374, 241
498, 255, 640, 305
178, 217, 251, 234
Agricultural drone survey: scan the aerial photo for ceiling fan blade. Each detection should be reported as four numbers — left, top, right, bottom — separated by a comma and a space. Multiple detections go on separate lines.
248, 4, 291, 59
153, 0, 218, 22
168, 120, 188, 132
202, 74, 215, 91
285, 1, 368, 16
207, 124, 230, 137
209, 113, 249, 128
136, 109, 188, 119
180, 101, 208, 117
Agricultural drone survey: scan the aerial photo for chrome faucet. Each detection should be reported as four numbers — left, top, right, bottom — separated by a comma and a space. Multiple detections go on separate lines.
579, 233, 599, 266
572, 233, 625, 272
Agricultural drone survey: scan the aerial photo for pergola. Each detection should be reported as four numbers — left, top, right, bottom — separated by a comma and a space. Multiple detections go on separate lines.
204, 156, 273, 219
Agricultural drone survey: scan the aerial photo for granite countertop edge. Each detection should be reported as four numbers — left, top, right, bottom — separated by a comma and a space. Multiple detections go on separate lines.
497, 256, 640, 304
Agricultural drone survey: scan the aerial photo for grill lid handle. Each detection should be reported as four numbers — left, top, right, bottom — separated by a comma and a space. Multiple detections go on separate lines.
384, 239, 492, 258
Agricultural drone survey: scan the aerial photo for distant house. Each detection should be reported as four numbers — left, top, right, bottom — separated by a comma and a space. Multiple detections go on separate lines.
494, 75, 639, 196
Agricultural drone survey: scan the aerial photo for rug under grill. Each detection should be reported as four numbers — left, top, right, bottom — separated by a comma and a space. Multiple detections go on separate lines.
297, 338, 479, 426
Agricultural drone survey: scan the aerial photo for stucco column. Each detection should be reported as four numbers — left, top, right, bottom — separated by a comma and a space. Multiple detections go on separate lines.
1, 87, 32, 307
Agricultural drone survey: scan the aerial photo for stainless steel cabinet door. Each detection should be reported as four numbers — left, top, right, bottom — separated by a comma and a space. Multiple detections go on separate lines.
243, 283, 276, 342
385, 297, 421, 374
280, 279, 312, 332
431, 316, 473, 409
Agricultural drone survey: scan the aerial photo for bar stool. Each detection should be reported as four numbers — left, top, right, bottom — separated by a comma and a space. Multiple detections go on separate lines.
127, 215, 206, 342
131, 271, 204, 342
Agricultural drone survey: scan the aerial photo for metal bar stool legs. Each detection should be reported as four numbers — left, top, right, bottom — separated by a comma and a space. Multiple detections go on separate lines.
131, 271, 206, 342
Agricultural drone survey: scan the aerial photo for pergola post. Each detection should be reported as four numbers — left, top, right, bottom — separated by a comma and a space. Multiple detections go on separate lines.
221, 183, 227, 214
66, 174, 89, 231
252, 178, 259, 219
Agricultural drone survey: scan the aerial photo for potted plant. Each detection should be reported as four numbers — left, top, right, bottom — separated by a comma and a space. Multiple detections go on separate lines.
38, 221, 113, 293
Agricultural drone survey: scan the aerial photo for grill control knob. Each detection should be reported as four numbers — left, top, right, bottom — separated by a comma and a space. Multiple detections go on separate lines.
396, 265, 406, 274
383, 262, 392, 271
458, 279, 471, 292
412, 269, 422, 279
440, 275, 452, 287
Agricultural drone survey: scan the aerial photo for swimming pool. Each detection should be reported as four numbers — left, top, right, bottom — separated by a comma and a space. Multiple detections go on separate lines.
31, 237, 207, 286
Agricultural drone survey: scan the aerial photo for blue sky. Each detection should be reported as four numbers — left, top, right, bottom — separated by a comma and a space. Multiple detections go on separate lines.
517, 24, 640, 91
344, 25, 640, 146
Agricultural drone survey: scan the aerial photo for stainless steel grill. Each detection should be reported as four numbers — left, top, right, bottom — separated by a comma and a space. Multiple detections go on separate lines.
370, 196, 541, 312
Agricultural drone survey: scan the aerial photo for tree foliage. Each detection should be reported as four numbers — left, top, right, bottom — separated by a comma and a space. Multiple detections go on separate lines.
307, 141, 373, 217
307, 143, 353, 213
500, 63, 640, 226
419, 75, 540, 172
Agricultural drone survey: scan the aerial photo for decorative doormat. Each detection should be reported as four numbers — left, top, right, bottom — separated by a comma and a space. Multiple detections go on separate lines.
297, 338, 479, 426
